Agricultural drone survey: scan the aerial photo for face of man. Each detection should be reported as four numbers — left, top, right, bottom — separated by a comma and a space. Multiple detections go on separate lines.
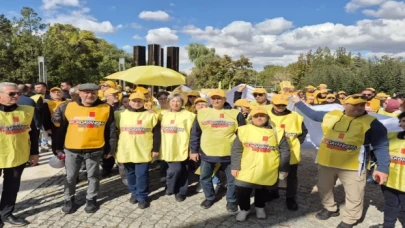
34, 84, 46, 94
61, 83, 71, 92
0, 86, 20, 106
105, 93, 118, 104
79, 90, 97, 105
273, 104, 287, 113
253, 93, 267, 104
362, 90, 374, 101
195, 102, 207, 111
338, 94, 346, 99
344, 103, 366, 117
51, 90, 62, 100
129, 99, 144, 109
210, 96, 225, 110
251, 114, 268, 127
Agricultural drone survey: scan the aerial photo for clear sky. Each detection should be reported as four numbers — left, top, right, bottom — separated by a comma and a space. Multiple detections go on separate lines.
2, 0, 405, 72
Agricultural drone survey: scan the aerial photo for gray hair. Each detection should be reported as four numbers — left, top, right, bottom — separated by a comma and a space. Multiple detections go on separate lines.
69, 87, 77, 95
167, 93, 185, 105
0, 82, 17, 92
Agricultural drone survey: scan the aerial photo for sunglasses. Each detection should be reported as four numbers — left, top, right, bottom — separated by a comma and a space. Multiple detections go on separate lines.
274, 104, 287, 107
348, 95, 367, 100
253, 93, 264, 97
362, 94, 372, 96
3, 92, 21, 97
326, 97, 335, 99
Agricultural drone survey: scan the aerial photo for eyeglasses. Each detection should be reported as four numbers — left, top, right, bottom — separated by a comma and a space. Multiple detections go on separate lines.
158, 97, 167, 101
326, 97, 335, 100
332, 115, 358, 132
253, 93, 264, 97
362, 93, 372, 96
274, 104, 287, 107
1, 92, 21, 97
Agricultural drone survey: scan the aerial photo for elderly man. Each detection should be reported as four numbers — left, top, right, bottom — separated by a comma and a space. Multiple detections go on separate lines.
292, 94, 390, 228
56, 83, 117, 214
234, 84, 271, 110
190, 89, 246, 212
0, 82, 39, 226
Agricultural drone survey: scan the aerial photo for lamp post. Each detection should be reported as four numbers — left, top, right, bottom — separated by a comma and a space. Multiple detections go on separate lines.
38, 56, 46, 83
119, 58, 126, 88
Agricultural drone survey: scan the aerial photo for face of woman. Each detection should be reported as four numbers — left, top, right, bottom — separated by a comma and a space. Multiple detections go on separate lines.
195, 102, 207, 111
169, 97, 183, 111
251, 114, 269, 127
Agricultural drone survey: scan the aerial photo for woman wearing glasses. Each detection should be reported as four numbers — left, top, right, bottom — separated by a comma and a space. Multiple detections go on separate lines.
184, 91, 200, 112
291, 94, 390, 228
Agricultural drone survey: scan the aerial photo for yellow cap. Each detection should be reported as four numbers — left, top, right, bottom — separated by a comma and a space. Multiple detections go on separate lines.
366, 88, 376, 92
209, 89, 226, 98
252, 88, 267, 94
188, 91, 200, 97
129, 92, 145, 100
338, 91, 346, 94
234, 99, 250, 108
104, 88, 119, 96
318, 84, 327, 88
50, 87, 62, 92
271, 94, 289, 105
194, 98, 207, 105
326, 94, 336, 99
103, 80, 116, 88
376, 92, 389, 98
344, 94, 367, 105
305, 85, 315, 89
135, 86, 149, 94
250, 106, 269, 116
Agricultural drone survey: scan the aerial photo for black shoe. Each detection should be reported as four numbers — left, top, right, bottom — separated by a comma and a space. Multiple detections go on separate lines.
337, 221, 354, 228
286, 198, 298, 211
138, 201, 150, 209
129, 196, 138, 204
369, 225, 383, 228
84, 199, 98, 213
165, 189, 173, 196
315, 208, 340, 220
175, 194, 186, 202
3, 215, 29, 226
200, 199, 215, 209
0, 219, 3, 228
61, 198, 75, 214
226, 202, 238, 212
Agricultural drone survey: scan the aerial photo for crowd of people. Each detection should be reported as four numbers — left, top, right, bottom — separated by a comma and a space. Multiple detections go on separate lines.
0, 80, 404, 228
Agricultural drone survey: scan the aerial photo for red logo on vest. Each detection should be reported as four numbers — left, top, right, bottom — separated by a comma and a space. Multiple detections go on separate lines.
170, 120, 175, 124
262, 136, 269, 142
401, 148, 405, 154
13, 117, 19, 123
87, 112, 96, 128
219, 113, 224, 118
137, 120, 142, 125
280, 124, 285, 129
338, 133, 345, 139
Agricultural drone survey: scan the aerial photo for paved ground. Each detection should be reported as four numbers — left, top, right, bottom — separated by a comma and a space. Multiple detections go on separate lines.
4, 149, 404, 228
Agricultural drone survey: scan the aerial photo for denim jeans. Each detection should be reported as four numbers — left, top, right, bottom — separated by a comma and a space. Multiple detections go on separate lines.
166, 161, 189, 196
200, 160, 235, 202
124, 163, 149, 202
381, 185, 405, 227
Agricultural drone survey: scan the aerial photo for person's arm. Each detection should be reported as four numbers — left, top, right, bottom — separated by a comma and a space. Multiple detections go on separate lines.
236, 112, 246, 127
231, 136, 243, 170
190, 119, 202, 153
104, 106, 117, 155
234, 91, 243, 103
298, 121, 308, 144
294, 101, 327, 122
367, 119, 390, 174
152, 120, 161, 152
278, 135, 291, 173
55, 104, 68, 151
29, 118, 39, 155
42, 103, 52, 131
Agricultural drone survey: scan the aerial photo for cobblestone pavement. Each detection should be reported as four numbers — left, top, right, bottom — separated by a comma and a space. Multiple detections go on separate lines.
7, 149, 403, 228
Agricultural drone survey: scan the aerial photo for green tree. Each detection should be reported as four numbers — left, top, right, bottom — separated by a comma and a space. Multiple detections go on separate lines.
0, 14, 15, 81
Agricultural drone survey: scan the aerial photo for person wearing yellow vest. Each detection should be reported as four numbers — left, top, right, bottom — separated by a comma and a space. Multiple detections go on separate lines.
305, 85, 316, 101
190, 89, 246, 212
362, 88, 381, 113
231, 106, 290, 221
55, 83, 117, 214
184, 90, 200, 112
42, 87, 66, 155
114, 91, 161, 209
159, 93, 195, 202
234, 99, 251, 119
268, 94, 307, 211
338, 91, 347, 104
0, 82, 39, 227
98, 80, 116, 101
234, 84, 271, 110
370, 112, 405, 228
292, 94, 390, 228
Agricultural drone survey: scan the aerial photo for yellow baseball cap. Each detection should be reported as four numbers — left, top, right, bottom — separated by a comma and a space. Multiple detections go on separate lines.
326, 94, 336, 99
271, 94, 289, 105
318, 84, 327, 88
194, 98, 207, 105
366, 88, 376, 92
209, 89, 226, 98
50, 87, 62, 92
134, 86, 149, 94
129, 92, 145, 100
103, 80, 116, 88
253, 88, 267, 94
104, 88, 119, 96
250, 106, 269, 116
338, 91, 346, 94
188, 91, 200, 97
305, 85, 315, 89
344, 94, 367, 105
234, 99, 250, 108
376, 92, 389, 98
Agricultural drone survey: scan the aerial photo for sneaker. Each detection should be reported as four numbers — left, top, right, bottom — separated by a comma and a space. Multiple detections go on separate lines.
255, 207, 266, 219
200, 199, 215, 209
214, 183, 220, 194
236, 210, 250, 221
315, 208, 340, 220
138, 201, 150, 209
369, 225, 383, 228
129, 196, 138, 204
337, 221, 354, 228
61, 198, 75, 214
175, 194, 186, 202
196, 183, 203, 193
84, 199, 98, 213
122, 178, 128, 186
226, 202, 238, 212
286, 198, 298, 211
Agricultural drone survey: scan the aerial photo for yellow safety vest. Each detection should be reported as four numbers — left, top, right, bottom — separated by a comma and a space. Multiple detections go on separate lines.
365, 98, 381, 113
314, 96, 326, 104
115, 110, 158, 163
0, 105, 34, 168
159, 110, 196, 162
269, 111, 304, 164
64, 102, 110, 149
305, 92, 315, 100
47, 100, 65, 127
197, 108, 239, 156
377, 108, 399, 118
386, 132, 405, 192
318, 110, 375, 170
236, 124, 283, 186
30, 94, 43, 103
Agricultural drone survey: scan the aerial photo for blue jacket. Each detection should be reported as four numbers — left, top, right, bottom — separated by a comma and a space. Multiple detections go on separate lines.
295, 101, 390, 174
18, 94, 42, 129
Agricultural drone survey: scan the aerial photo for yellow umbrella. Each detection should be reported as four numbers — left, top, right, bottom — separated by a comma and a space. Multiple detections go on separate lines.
117, 66, 185, 86
104, 71, 124, 80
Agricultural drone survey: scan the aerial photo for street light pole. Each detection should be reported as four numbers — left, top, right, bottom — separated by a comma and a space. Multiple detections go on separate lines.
38, 56, 46, 83
119, 58, 126, 88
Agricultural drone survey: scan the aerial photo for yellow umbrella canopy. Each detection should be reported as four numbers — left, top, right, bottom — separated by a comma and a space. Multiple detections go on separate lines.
117, 65, 185, 86
104, 71, 124, 80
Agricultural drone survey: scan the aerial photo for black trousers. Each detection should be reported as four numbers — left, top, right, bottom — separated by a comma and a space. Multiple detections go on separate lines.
381, 185, 405, 228
0, 163, 25, 218
269, 164, 298, 198
50, 126, 59, 155
236, 186, 267, 211
102, 157, 115, 172
166, 161, 189, 196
